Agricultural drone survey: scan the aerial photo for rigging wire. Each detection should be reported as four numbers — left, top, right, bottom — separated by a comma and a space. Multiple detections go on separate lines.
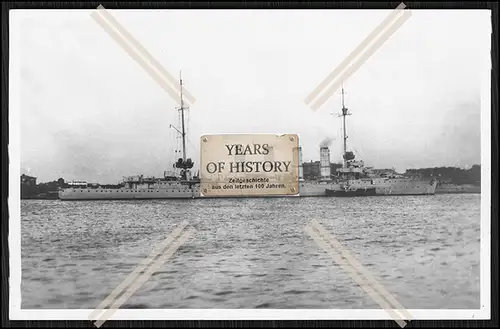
186, 107, 191, 158
177, 108, 183, 173
165, 110, 174, 168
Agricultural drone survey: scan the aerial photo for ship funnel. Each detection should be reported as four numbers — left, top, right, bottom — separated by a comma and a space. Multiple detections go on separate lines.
320, 146, 331, 181
298, 146, 304, 181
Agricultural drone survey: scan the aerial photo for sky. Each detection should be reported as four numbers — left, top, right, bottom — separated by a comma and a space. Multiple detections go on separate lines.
11, 9, 491, 184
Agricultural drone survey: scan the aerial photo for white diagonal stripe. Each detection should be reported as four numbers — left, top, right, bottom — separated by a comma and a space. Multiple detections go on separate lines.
91, 5, 196, 106
309, 10, 412, 111
310, 219, 413, 321
305, 226, 408, 328
95, 5, 196, 105
304, 2, 407, 105
88, 220, 189, 321
93, 227, 195, 327
306, 220, 412, 328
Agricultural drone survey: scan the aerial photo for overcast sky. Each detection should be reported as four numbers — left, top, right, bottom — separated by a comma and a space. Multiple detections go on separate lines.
11, 9, 491, 184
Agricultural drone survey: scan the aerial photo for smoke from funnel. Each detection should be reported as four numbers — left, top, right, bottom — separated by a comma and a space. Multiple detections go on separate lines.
320, 137, 335, 148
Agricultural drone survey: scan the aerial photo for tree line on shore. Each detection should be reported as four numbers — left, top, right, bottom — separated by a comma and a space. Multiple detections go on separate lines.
405, 164, 480, 186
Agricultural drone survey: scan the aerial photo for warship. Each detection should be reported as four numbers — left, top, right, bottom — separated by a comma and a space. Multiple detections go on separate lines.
324, 87, 438, 197
58, 78, 436, 201
59, 74, 202, 201
58, 76, 326, 201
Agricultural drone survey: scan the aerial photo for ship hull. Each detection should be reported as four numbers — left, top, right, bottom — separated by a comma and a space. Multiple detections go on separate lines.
59, 187, 198, 200
326, 178, 438, 197
59, 179, 435, 200
326, 187, 377, 197
58, 179, 436, 200
58, 181, 331, 200
298, 181, 330, 197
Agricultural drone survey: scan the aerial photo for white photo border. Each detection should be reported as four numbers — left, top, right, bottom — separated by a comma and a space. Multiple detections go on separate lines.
8, 8, 493, 322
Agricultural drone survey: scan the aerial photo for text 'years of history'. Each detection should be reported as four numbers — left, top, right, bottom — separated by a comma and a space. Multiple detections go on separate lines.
200, 134, 299, 196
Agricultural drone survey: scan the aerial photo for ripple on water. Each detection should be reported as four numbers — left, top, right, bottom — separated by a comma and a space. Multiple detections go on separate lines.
21, 195, 480, 309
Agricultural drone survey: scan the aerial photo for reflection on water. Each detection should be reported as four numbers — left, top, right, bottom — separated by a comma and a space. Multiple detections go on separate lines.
21, 194, 480, 309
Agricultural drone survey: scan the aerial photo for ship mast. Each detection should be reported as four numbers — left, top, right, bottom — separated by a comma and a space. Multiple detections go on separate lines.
179, 72, 187, 163
340, 85, 351, 168
169, 71, 191, 181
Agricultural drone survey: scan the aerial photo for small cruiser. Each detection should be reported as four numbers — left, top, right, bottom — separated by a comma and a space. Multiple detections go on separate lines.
325, 87, 438, 197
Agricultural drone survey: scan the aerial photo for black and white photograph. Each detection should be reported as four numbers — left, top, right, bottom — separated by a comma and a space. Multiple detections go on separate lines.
8, 4, 492, 325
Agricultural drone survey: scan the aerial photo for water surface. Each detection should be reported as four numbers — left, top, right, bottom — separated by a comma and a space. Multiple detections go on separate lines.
21, 194, 481, 309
